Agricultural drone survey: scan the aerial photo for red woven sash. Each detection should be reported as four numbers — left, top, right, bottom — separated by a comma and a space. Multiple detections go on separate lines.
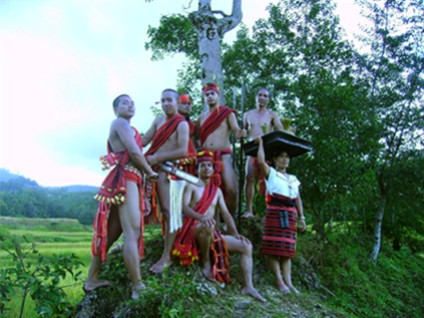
172, 184, 218, 266
145, 114, 185, 156
199, 106, 235, 145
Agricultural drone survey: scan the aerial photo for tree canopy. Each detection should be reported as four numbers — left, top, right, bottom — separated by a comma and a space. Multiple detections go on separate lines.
145, 0, 423, 260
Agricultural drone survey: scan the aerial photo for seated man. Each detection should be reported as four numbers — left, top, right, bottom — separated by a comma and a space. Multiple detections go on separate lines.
172, 151, 266, 302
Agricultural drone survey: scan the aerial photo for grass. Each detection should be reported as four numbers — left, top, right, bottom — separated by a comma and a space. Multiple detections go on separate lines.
2, 216, 424, 317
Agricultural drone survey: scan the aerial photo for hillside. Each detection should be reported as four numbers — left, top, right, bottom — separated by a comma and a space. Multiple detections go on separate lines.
0, 168, 97, 192
0, 168, 98, 225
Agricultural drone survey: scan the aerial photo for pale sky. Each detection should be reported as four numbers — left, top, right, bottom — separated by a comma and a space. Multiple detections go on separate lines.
0, 0, 361, 187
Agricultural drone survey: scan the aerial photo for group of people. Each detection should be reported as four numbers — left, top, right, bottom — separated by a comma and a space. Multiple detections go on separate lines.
83, 84, 306, 301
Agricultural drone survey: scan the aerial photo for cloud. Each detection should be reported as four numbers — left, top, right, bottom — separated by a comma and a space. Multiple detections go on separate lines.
1, 0, 362, 186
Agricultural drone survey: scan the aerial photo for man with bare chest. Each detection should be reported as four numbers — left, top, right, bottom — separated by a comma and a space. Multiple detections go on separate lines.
196, 83, 246, 216
85, 94, 158, 300
172, 151, 265, 302
242, 88, 283, 218
142, 88, 190, 273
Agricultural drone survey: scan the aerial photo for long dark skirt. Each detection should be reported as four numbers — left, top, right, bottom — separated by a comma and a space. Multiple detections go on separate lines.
261, 196, 298, 258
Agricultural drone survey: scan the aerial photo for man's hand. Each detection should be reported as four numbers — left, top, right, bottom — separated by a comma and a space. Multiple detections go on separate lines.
235, 129, 247, 139
146, 171, 158, 182
200, 215, 216, 228
146, 154, 158, 166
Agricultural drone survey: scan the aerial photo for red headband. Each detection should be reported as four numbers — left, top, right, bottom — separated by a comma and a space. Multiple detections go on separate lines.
179, 94, 191, 104
202, 83, 219, 94
197, 150, 214, 163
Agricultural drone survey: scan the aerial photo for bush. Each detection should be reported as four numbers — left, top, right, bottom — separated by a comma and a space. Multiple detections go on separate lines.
0, 235, 83, 317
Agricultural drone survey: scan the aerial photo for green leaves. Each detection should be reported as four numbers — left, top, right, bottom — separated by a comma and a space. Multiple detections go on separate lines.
145, 14, 198, 60
0, 238, 83, 317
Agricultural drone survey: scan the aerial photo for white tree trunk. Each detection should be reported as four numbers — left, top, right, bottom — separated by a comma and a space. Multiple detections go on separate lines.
370, 193, 386, 262
190, 0, 242, 105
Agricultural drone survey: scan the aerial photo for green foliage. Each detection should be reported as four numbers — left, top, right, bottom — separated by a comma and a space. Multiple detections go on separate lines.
142, 0, 424, 263
0, 235, 83, 317
145, 14, 198, 60
83, 250, 205, 317
0, 180, 97, 225
306, 231, 424, 318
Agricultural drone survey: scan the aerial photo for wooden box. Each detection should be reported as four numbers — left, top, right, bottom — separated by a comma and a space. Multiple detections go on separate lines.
242, 131, 313, 158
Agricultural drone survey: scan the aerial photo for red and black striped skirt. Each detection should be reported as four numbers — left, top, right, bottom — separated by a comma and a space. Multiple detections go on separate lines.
261, 195, 298, 258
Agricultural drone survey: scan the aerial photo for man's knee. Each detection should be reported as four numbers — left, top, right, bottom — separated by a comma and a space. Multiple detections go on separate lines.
123, 227, 140, 242
197, 226, 214, 239
241, 240, 253, 255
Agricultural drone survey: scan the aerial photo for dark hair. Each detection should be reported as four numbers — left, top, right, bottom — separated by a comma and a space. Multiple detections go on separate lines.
112, 94, 130, 110
161, 89, 179, 101
270, 150, 290, 166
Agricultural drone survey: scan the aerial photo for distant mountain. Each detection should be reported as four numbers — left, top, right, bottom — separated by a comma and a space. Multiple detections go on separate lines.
49, 185, 98, 192
0, 168, 39, 189
0, 168, 97, 192
0, 168, 31, 182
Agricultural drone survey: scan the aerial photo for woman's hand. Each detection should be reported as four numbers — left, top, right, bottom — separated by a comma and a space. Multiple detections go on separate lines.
298, 218, 306, 232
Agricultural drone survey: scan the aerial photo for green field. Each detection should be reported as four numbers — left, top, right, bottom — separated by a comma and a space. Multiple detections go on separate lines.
0, 216, 160, 318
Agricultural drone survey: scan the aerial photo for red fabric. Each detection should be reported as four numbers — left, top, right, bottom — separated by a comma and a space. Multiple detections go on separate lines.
202, 83, 219, 94
197, 150, 214, 163
172, 183, 231, 283
202, 149, 232, 188
199, 106, 236, 145
210, 230, 231, 284
181, 119, 197, 176
145, 114, 185, 157
188, 120, 195, 135
91, 127, 145, 262
179, 94, 191, 104
261, 194, 298, 258
144, 114, 186, 225
172, 183, 218, 265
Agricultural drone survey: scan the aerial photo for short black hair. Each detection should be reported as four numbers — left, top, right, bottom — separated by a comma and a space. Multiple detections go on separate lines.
161, 89, 179, 101
112, 94, 130, 110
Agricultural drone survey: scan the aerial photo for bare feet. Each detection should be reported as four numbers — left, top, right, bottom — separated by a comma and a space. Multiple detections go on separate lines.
131, 281, 147, 300
242, 211, 254, 218
241, 287, 267, 302
149, 258, 172, 274
202, 263, 215, 282
288, 285, 300, 294
83, 280, 113, 292
277, 284, 291, 294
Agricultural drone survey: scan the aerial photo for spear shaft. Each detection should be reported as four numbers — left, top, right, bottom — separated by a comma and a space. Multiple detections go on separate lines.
237, 82, 246, 227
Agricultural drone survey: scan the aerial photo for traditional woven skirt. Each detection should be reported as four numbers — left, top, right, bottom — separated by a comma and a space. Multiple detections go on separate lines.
261, 194, 298, 258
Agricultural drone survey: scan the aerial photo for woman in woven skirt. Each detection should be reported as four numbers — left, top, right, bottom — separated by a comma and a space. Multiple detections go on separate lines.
256, 137, 306, 294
